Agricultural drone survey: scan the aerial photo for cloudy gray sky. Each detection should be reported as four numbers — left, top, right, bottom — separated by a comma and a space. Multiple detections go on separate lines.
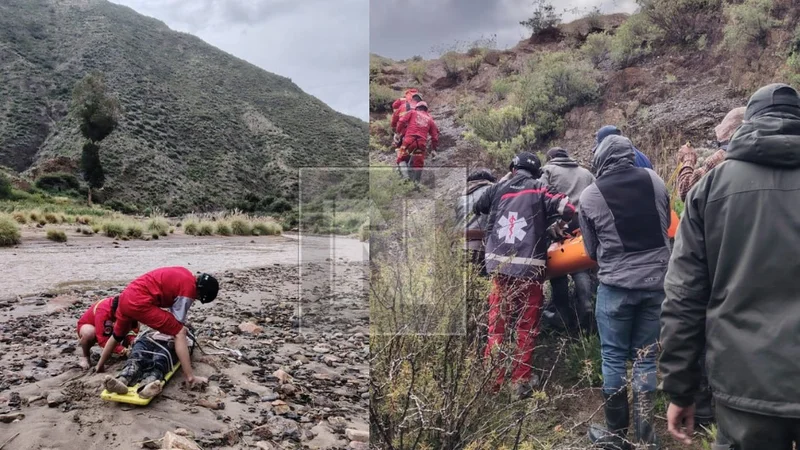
112, 0, 368, 121
370, 0, 637, 60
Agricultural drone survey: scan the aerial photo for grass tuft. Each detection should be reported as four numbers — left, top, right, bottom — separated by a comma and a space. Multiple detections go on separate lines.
230, 216, 252, 236
146, 216, 170, 236
216, 221, 232, 236
46, 229, 68, 242
0, 214, 21, 246
198, 222, 215, 236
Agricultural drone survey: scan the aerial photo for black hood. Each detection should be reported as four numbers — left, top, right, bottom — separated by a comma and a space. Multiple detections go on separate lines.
726, 84, 800, 169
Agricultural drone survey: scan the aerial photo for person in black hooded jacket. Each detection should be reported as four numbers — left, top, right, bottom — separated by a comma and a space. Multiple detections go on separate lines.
661, 84, 800, 449
473, 152, 575, 399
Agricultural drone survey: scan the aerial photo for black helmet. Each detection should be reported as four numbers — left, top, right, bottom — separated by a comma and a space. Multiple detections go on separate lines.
196, 273, 219, 303
467, 168, 496, 183
512, 151, 542, 177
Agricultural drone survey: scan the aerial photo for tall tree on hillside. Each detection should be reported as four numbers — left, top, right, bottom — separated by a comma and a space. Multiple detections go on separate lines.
71, 71, 121, 204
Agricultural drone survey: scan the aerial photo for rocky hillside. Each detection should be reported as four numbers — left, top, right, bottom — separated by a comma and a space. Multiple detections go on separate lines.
370, 0, 800, 191
0, 0, 368, 214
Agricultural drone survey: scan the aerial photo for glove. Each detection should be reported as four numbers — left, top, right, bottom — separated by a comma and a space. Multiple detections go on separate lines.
547, 221, 568, 242
677, 143, 697, 167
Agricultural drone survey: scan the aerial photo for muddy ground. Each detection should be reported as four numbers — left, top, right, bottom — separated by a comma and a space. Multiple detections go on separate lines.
0, 234, 369, 450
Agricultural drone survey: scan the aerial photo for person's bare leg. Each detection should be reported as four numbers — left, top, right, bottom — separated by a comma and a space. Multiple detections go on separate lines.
78, 325, 96, 370
103, 375, 130, 394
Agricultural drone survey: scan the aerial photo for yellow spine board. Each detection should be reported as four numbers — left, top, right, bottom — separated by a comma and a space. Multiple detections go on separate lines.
100, 362, 181, 406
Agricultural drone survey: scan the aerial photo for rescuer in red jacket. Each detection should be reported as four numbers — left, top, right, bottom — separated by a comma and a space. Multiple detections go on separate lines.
77, 296, 139, 370
94, 267, 218, 387
396, 101, 439, 184
391, 90, 423, 148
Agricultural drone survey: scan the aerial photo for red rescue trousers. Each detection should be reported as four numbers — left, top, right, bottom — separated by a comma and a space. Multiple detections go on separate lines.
397, 136, 427, 168
484, 274, 545, 385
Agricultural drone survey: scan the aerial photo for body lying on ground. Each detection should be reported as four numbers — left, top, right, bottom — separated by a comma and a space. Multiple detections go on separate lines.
103, 327, 197, 400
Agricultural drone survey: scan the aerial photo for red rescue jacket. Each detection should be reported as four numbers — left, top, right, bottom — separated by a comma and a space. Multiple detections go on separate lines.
391, 89, 420, 131
397, 109, 439, 151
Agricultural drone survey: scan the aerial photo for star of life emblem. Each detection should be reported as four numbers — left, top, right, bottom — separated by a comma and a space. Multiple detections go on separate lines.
496, 211, 527, 244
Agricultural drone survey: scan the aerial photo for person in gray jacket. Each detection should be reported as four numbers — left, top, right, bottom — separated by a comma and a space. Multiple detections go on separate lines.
579, 135, 671, 450
539, 147, 596, 332
455, 168, 496, 276
661, 84, 800, 450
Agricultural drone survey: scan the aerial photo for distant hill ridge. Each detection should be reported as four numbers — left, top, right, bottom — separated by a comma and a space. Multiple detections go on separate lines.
0, 0, 368, 214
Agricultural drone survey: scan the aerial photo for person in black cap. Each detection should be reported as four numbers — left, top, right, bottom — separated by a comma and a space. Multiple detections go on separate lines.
473, 152, 576, 400
538, 147, 596, 332
662, 83, 800, 449
595, 125, 653, 169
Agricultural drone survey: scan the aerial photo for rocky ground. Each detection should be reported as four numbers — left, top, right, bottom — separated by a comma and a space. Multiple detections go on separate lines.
0, 236, 369, 449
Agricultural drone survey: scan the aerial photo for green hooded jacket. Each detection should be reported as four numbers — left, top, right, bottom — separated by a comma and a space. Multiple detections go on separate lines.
660, 84, 800, 416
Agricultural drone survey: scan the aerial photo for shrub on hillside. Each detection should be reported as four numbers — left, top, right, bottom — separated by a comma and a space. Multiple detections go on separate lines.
12, 211, 27, 224
637, 0, 722, 46
408, 60, 427, 84
609, 13, 663, 67
34, 173, 81, 194
581, 32, 613, 66
0, 215, 21, 246
465, 55, 483, 78
465, 106, 524, 144
520, 0, 561, 35
515, 52, 599, 135
441, 51, 462, 79
0, 173, 12, 200
723, 0, 777, 54
105, 200, 139, 215
46, 229, 68, 243
44, 212, 59, 224
462, 52, 598, 167
370, 83, 397, 113
491, 78, 514, 100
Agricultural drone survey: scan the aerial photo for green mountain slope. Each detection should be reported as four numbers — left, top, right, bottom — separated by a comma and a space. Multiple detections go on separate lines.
0, 0, 368, 214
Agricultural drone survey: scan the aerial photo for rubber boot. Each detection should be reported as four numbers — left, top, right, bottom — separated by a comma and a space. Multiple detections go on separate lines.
543, 277, 571, 332
588, 389, 632, 450
397, 161, 410, 180
633, 390, 659, 449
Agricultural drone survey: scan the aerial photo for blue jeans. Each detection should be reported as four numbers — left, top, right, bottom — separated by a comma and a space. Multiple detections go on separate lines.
596, 283, 663, 395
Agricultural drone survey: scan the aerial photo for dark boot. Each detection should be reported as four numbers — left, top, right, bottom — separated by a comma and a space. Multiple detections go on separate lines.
588, 389, 632, 450
544, 277, 572, 331
633, 390, 659, 449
